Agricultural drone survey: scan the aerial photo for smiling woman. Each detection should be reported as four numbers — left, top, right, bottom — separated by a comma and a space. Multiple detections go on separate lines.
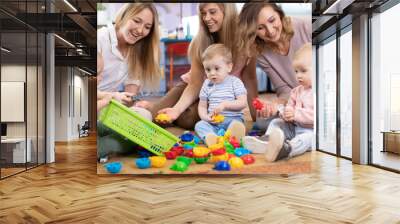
238, 2, 311, 131
96, 3, 161, 162
97, 3, 161, 94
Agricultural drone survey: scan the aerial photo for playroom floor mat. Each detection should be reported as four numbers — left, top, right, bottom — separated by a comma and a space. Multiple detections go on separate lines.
97, 152, 311, 175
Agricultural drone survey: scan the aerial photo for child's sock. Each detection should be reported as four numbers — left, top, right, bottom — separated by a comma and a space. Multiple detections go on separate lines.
265, 128, 292, 162
242, 135, 269, 154
205, 133, 218, 147
227, 121, 246, 140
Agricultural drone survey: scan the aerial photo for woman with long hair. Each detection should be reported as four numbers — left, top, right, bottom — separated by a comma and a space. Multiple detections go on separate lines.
150, 3, 258, 129
238, 2, 311, 129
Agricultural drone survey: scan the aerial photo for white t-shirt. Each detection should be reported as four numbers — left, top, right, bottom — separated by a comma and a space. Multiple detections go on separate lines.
97, 23, 140, 92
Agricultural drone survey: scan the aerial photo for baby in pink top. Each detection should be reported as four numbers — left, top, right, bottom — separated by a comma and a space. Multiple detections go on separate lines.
243, 43, 314, 162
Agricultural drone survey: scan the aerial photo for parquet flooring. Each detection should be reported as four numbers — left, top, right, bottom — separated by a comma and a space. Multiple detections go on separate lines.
1, 135, 400, 223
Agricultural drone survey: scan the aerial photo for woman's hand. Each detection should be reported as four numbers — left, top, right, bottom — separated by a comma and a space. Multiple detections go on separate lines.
157, 107, 181, 124
256, 100, 277, 118
113, 92, 134, 106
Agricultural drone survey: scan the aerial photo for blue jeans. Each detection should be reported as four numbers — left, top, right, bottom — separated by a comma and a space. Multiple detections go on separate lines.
194, 116, 244, 140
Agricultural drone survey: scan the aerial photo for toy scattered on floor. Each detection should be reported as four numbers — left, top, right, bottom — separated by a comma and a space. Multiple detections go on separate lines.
155, 113, 171, 123
104, 162, 122, 174
170, 146, 184, 156
223, 130, 231, 140
193, 135, 201, 144
209, 143, 224, 151
213, 161, 231, 171
252, 98, 264, 110
180, 132, 194, 142
234, 148, 251, 157
217, 129, 225, 136
183, 144, 194, 150
170, 161, 188, 172
224, 141, 234, 152
229, 136, 241, 148
149, 156, 167, 168
211, 114, 225, 123
194, 156, 209, 164
210, 153, 229, 163
177, 156, 193, 166
137, 148, 153, 158
193, 147, 210, 157
211, 148, 226, 156
241, 155, 255, 165
164, 151, 178, 160
228, 157, 244, 168
183, 149, 194, 158
136, 158, 151, 169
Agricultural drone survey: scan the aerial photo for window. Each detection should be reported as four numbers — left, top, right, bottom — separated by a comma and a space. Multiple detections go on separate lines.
370, 2, 400, 171
317, 36, 337, 154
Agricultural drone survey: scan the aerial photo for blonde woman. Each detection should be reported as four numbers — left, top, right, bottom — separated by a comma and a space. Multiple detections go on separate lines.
97, 3, 161, 107
238, 2, 311, 123
97, 3, 161, 162
150, 3, 258, 130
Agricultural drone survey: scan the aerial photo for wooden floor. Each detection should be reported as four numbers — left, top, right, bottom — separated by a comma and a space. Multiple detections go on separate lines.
1, 135, 400, 223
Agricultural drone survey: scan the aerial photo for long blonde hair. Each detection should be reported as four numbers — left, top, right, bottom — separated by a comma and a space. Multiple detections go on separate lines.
189, 3, 238, 67
238, 2, 294, 57
115, 3, 161, 90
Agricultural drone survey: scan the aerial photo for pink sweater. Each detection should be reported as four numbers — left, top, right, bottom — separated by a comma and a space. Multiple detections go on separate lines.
286, 85, 314, 128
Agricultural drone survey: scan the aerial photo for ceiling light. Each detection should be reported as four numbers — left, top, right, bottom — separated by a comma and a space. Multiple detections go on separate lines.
78, 67, 93, 76
323, 0, 355, 15
63, 0, 78, 12
1, 47, 11, 53
54, 34, 75, 48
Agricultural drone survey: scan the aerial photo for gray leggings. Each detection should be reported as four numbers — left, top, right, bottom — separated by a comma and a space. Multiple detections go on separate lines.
97, 121, 136, 159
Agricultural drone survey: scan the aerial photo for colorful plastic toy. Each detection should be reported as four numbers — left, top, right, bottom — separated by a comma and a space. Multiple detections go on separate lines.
193, 147, 210, 157
252, 98, 264, 111
104, 162, 122, 174
170, 161, 188, 172
210, 153, 229, 163
164, 151, 178, 160
224, 130, 231, 141
234, 148, 251, 157
193, 135, 201, 144
217, 129, 225, 136
224, 141, 234, 151
194, 156, 209, 164
241, 155, 255, 165
170, 146, 184, 155
137, 149, 153, 158
211, 114, 225, 123
209, 143, 224, 151
155, 113, 171, 123
135, 158, 151, 169
180, 132, 194, 142
183, 144, 194, 150
211, 148, 226, 156
213, 161, 231, 171
149, 156, 167, 168
226, 148, 235, 154
217, 136, 225, 144
228, 157, 244, 168
177, 156, 193, 166
229, 136, 241, 148
183, 149, 194, 158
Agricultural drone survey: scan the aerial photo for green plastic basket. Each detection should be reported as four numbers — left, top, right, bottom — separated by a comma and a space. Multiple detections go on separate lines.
99, 100, 179, 156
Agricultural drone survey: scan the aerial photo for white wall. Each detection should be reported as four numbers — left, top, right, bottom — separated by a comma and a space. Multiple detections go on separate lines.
54, 67, 89, 141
